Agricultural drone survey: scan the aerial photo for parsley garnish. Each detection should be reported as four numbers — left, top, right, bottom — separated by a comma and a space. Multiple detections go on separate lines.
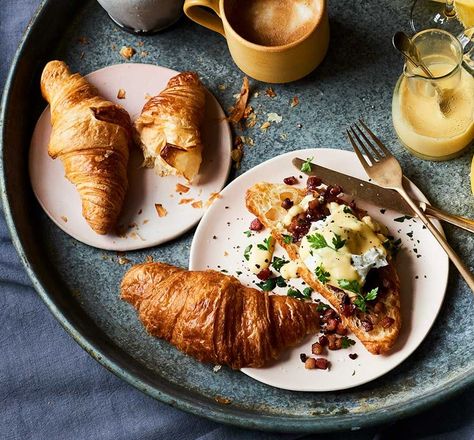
282, 234, 293, 244
243, 230, 252, 237
332, 233, 346, 250
300, 157, 314, 173
287, 287, 312, 300
307, 233, 328, 249
272, 256, 289, 272
338, 279, 379, 313
394, 215, 412, 223
307, 232, 346, 252
243, 244, 252, 261
316, 302, 330, 312
257, 278, 276, 291
256, 276, 287, 291
315, 264, 330, 284
257, 236, 273, 251
383, 237, 402, 257
341, 336, 356, 349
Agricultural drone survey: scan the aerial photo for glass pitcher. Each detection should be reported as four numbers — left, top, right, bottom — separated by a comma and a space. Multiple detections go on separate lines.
392, 29, 474, 161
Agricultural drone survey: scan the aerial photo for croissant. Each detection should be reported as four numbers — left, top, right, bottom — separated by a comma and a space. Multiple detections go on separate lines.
120, 262, 320, 369
40, 60, 132, 235
134, 72, 206, 182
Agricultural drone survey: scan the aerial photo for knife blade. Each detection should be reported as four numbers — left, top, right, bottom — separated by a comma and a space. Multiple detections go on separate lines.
292, 158, 474, 234
292, 157, 415, 215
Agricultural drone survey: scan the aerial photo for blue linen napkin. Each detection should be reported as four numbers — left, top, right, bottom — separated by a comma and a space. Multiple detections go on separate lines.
1, 1, 473, 439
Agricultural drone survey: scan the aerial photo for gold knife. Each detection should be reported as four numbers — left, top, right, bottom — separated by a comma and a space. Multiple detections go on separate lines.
293, 157, 474, 233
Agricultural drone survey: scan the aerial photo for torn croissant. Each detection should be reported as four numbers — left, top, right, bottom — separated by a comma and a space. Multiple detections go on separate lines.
121, 262, 320, 369
41, 60, 132, 235
134, 72, 206, 182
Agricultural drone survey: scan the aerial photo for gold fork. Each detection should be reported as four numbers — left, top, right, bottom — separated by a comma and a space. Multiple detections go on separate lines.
347, 119, 474, 293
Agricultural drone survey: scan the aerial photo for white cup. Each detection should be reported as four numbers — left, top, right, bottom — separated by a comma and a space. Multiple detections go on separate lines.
97, 0, 184, 34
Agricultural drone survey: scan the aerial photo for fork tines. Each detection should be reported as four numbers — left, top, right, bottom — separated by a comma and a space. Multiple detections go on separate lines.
346, 120, 392, 165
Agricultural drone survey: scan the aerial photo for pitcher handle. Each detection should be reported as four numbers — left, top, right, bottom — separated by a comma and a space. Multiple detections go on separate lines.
460, 27, 474, 74
183, 0, 225, 37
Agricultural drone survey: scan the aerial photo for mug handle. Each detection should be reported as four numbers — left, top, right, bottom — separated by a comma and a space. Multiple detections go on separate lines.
183, 0, 225, 37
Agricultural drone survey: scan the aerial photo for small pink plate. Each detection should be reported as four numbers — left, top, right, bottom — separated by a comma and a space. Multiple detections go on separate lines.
29, 63, 232, 251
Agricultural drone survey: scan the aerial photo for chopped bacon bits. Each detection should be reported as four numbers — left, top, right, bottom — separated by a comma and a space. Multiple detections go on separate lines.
154, 203, 167, 217
349, 353, 358, 360
304, 357, 316, 369
281, 198, 294, 210
283, 176, 298, 185
314, 358, 329, 370
307, 176, 323, 190
257, 268, 272, 280
117, 88, 126, 99
311, 342, 323, 355
249, 218, 264, 231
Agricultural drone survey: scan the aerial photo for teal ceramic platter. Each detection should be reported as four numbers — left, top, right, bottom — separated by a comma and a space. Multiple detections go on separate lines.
1, 0, 473, 433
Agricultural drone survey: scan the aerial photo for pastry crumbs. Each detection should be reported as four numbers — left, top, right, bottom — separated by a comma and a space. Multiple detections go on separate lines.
265, 87, 276, 98
117, 88, 126, 99
191, 200, 203, 209
214, 396, 232, 405
154, 203, 168, 217
60, 216, 68, 223
176, 183, 190, 193
179, 198, 194, 205
118, 256, 131, 265
260, 121, 271, 131
120, 46, 136, 59
145, 255, 154, 263
290, 96, 299, 107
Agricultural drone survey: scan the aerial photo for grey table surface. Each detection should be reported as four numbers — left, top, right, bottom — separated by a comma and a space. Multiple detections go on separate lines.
1, 0, 474, 439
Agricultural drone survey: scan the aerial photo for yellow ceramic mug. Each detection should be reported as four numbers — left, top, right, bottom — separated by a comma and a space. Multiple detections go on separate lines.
183, 0, 329, 83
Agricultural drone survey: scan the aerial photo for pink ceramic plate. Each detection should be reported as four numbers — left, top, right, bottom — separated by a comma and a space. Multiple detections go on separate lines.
29, 63, 232, 251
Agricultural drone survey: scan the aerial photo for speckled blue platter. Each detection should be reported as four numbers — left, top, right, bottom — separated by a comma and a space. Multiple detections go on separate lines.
1, 0, 473, 433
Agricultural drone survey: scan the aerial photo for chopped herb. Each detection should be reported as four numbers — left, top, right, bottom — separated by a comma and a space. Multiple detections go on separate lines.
315, 264, 330, 284
282, 234, 293, 244
236, 271, 242, 276
276, 276, 288, 288
257, 236, 273, 251
316, 302, 330, 312
257, 278, 277, 291
332, 233, 346, 250
220, 269, 228, 273
394, 215, 412, 223
341, 336, 356, 349
243, 244, 252, 261
338, 279, 379, 312
272, 256, 289, 271
383, 237, 402, 257
307, 232, 328, 249
287, 287, 312, 300
300, 157, 314, 173
243, 230, 252, 237
338, 279, 361, 294
343, 206, 353, 214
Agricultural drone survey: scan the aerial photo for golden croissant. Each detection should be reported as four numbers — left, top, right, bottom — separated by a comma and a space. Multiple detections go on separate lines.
40, 60, 132, 235
134, 72, 206, 182
120, 262, 320, 369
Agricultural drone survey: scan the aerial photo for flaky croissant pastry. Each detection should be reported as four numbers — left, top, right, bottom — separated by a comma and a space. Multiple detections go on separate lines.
41, 60, 132, 235
121, 262, 320, 369
134, 72, 206, 182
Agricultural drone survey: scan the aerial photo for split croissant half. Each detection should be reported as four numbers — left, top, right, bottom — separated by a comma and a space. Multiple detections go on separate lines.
121, 262, 320, 369
134, 72, 206, 182
41, 60, 132, 235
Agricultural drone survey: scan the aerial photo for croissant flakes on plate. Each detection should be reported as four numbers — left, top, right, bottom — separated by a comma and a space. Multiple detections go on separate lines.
120, 262, 320, 369
41, 60, 132, 235
134, 72, 206, 182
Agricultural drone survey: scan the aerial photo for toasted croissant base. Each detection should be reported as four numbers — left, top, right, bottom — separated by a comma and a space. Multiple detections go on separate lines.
41, 60, 132, 234
245, 182, 401, 355
121, 262, 320, 369
134, 72, 206, 182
